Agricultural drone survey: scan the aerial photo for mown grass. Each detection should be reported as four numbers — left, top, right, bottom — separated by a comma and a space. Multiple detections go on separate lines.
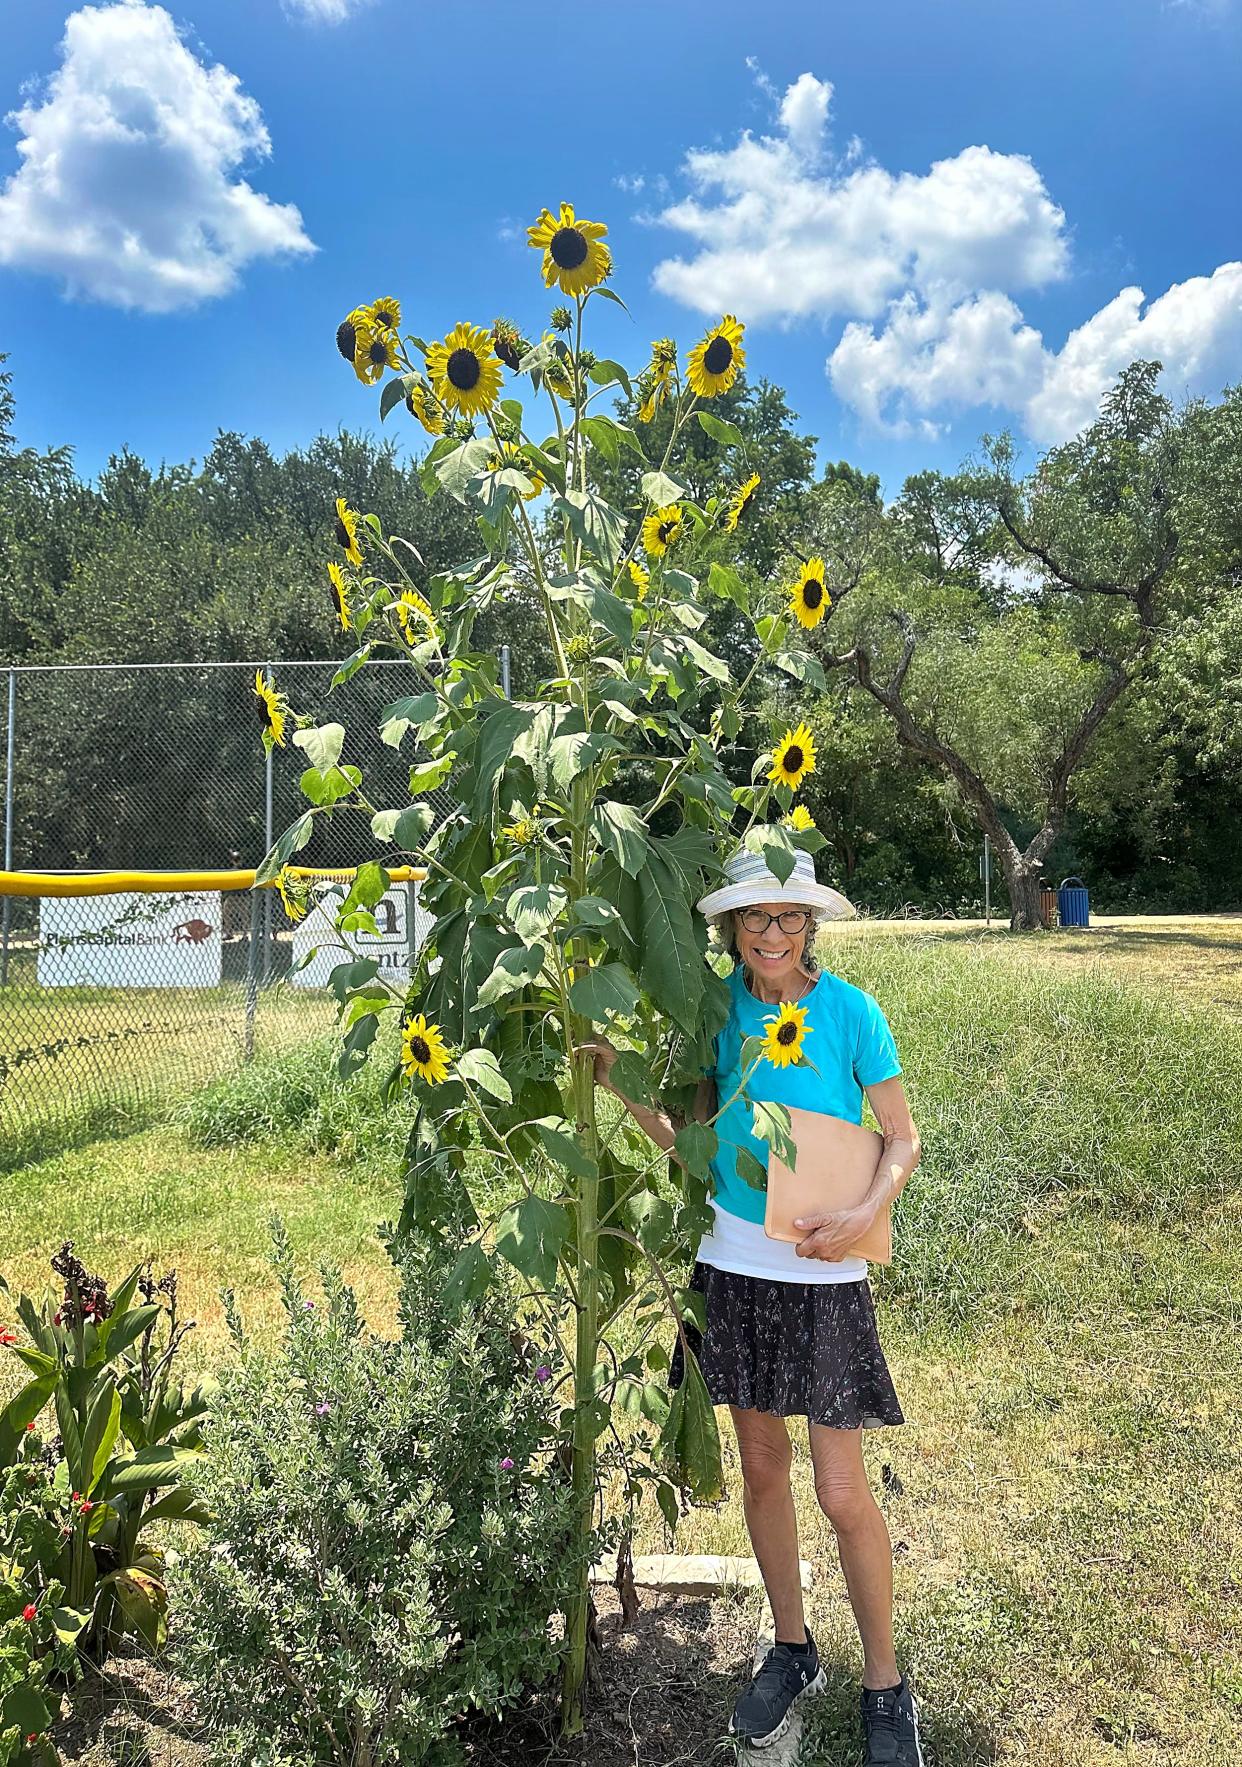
2, 927, 1240, 1764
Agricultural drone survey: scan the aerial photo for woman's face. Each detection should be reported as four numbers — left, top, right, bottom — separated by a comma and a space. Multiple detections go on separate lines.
732, 901, 811, 999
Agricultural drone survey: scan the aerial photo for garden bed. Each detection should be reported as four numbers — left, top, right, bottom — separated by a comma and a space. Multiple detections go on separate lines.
50, 1586, 762, 1767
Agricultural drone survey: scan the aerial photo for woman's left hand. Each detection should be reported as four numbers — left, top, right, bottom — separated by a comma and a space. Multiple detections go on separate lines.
792, 1204, 877, 1262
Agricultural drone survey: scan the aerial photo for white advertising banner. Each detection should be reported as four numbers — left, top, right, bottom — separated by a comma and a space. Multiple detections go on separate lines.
37, 891, 224, 988
290, 881, 432, 989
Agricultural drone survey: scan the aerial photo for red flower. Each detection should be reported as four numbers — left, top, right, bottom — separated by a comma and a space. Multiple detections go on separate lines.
25, 1421, 35, 1432
22, 1603, 37, 1622
0, 1328, 17, 1345
80, 1499, 94, 1514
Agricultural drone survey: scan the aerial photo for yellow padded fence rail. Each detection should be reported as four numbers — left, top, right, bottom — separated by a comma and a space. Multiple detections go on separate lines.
0, 866, 426, 898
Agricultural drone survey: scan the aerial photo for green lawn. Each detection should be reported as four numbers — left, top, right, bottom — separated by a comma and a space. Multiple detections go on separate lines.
2, 921, 1239, 1765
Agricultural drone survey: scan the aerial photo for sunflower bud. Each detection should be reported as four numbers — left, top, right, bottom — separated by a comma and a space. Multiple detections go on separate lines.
550, 305, 573, 333
492, 318, 528, 371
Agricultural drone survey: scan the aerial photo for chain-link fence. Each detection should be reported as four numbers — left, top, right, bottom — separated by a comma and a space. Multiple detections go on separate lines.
0, 658, 463, 1169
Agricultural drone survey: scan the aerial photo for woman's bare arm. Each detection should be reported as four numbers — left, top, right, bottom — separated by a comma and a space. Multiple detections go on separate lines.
580, 1039, 714, 1163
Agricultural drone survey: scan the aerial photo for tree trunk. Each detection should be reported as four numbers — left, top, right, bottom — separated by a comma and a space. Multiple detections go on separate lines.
1005, 862, 1044, 932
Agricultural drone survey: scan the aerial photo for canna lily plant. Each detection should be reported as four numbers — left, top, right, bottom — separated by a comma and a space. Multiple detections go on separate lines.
256, 202, 828, 1736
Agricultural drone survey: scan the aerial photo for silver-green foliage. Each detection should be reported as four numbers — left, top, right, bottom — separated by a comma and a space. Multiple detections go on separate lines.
173, 1222, 602, 1767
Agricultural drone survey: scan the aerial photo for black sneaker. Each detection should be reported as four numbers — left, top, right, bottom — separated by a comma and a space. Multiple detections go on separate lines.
860, 1674, 925, 1765
728, 1629, 826, 1749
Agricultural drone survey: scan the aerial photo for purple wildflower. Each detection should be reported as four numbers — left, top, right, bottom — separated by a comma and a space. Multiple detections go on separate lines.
534, 1364, 551, 1383
315, 1401, 331, 1416
500, 1457, 515, 1471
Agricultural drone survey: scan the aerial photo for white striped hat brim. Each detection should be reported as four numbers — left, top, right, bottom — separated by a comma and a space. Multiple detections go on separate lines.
695, 847, 855, 920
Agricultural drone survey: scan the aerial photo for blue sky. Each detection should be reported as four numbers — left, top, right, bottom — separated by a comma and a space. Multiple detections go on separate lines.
1, 0, 1239, 496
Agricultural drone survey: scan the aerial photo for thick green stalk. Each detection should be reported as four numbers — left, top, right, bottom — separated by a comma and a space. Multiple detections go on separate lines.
559, 778, 602, 1738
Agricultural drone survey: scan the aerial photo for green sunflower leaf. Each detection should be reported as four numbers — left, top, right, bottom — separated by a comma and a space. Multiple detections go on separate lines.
331, 644, 373, 687
495, 1194, 571, 1290
436, 437, 495, 505
659, 1348, 724, 1501
592, 801, 648, 878
696, 410, 745, 449
608, 1050, 654, 1105
672, 1122, 718, 1180
408, 754, 456, 794
734, 1146, 769, 1190
393, 803, 434, 848
475, 942, 546, 1009
568, 962, 641, 1024
292, 723, 345, 770
750, 1099, 796, 1167
548, 730, 623, 791
553, 489, 627, 573
533, 1120, 598, 1181
636, 844, 703, 1034
592, 286, 631, 313
641, 469, 688, 508
677, 635, 731, 683
441, 1243, 495, 1314
746, 823, 798, 885
588, 357, 635, 400
379, 693, 438, 747
255, 812, 315, 886
771, 648, 828, 691
506, 881, 568, 943
621, 1189, 675, 1253
379, 376, 411, 422
473, 701, 535, 818
456, 1047, 513, 1103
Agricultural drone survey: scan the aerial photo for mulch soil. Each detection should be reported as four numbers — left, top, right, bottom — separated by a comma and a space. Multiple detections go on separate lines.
49, 1586, 764, 1767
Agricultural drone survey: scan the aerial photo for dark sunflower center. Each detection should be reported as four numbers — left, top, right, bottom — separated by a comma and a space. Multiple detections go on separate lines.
777, 1020, 798, 1046
334, 517, 351, 548
257, 698, 273, 729
368, 337, 388, 365
550, 226, 588, 270
703, 336, 733, 375
494, 331, 521, 369
335, 320, 357, 361
409, 1036, 431, 1064
375, 307, 396, 327
658, 520, 675, 544
447, 348, 481, 391
782, 745, 804, 773
802, 581, 823, 608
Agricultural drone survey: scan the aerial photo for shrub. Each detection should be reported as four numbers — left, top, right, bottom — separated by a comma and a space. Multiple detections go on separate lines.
173, 1221, 604, 1767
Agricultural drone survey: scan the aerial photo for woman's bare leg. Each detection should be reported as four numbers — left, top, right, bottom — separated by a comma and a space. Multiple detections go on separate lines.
807, 1421, 900, 1688
729, 1405, 806, 1642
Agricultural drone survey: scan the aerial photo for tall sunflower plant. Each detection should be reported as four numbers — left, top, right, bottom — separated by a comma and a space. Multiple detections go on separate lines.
253, 204, 829, 1734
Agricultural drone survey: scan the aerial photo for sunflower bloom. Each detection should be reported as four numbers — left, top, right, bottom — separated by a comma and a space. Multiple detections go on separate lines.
503, 806, 541, 845
790, 557, 831, 629
274, 866, 310, 923
492, 317, 528, 371
642, 505, 683, 558
395, 588, 437, 645
353, 324, 401, 386
401, 1014, 451, 1084
761, 1001, 809, 1069
638, 338, 678, 424
333, 497, 363, 567
364, 296, 402, 333
485, 439, 545, 498
405, 381, 446, 436
254, 668, 289, 750
327, 561, 351, 632
336, 307, 368, 363
785, 804, 816, 832
425, 322, 503, 419
724, 472, 761, 533
687, 315, 745, 399
768, 723, 817, 792
627, 560, 649, 602
527, 202, 611, 296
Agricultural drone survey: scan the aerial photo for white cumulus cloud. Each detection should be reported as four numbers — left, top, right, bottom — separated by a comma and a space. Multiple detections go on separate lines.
644, 68, 1242, 444
649, 74, 1068, 323
281, 0, 374, 21
1026, 263, 1242, 441
0, 0, 315, 312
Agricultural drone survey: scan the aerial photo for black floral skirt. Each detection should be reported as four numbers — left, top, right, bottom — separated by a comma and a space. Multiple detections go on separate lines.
667, 1260, 905, 1430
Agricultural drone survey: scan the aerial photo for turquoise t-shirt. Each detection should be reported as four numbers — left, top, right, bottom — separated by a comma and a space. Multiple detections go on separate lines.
710, 964, 903, 1224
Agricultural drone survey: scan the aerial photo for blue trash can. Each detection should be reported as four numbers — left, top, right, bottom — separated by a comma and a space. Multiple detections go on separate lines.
1057, 875, 1090, 928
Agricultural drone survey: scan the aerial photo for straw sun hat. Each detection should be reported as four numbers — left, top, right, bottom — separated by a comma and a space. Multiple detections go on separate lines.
695, 848, 855, 921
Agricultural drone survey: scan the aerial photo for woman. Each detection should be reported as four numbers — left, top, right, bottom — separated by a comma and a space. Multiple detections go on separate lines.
588, 848, 924, 1763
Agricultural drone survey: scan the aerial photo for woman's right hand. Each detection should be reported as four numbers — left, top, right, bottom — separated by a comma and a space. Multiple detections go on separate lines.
578, 1037, 618, 1090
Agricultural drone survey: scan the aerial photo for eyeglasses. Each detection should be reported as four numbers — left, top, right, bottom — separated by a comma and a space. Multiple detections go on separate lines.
738, 907, 812, 935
